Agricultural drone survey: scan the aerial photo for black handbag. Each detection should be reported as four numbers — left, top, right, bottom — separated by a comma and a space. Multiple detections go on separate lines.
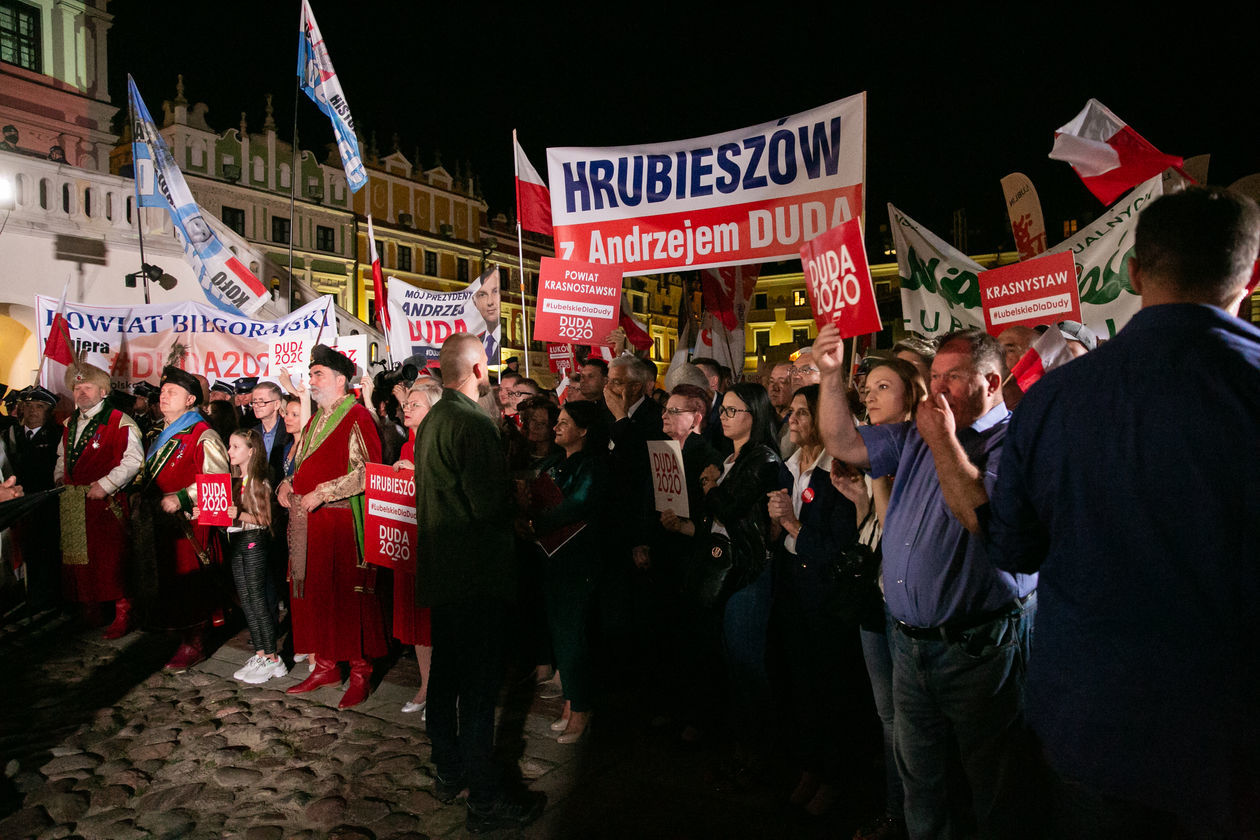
682, 531, 733, 609
819, 515, 882, 625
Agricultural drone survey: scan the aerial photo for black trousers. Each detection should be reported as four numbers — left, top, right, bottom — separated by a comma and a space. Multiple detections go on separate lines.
428, 598, 508, 807
229, 530, 277, 655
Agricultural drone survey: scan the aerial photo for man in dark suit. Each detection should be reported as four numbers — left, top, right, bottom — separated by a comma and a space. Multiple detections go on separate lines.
414, 332, 545, 834
246, 381, 291, 487
690, 356, 733, 456
5, 386, 64, 608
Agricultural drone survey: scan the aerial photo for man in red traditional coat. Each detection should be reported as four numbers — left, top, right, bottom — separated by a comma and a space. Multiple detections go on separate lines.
54, 360, 143, 636
135, 366, 228, 670
278, 344, 385, 709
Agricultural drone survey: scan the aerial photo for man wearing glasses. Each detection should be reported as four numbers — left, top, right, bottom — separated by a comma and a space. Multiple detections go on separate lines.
248, 382, 292, 488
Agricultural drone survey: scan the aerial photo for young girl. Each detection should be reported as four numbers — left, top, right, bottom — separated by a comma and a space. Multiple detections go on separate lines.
221, 428, 287, 684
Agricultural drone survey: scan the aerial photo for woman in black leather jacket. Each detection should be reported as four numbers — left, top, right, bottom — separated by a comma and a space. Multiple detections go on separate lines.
699, 381, 789, 782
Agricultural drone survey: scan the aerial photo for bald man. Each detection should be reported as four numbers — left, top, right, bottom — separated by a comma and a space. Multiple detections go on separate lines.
413, 331, 545, 832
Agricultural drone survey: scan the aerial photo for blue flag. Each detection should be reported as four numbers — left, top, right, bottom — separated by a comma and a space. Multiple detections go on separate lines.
298, 0, 368, 193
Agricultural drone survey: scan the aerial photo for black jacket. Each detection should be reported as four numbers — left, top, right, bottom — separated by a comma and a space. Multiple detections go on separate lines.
250, 418, 293, 490
702, 442, 790, 586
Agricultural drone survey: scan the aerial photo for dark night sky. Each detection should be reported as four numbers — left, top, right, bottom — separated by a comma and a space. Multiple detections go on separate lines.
109, 2, 1260, 256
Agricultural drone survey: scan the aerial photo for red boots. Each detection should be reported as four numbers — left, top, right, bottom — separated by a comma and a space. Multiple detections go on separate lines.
164, 631, 205, 671
338, 660, 373, 709
286, 658, 341, 694
102, 598, 133, 640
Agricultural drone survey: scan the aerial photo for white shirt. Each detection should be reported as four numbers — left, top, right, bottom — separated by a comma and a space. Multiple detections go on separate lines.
782, 447, 832, 555
53, 399, 144, 494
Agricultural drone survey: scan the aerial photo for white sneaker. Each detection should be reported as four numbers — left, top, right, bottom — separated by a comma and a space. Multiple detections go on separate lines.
293, 653, 308, 662
237, 655, 288, 684
234, 654, 266, 681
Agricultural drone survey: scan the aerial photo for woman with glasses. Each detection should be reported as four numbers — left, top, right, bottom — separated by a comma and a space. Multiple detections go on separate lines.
520, 401, 609, 745
697, 382, 789, 786
393, 378, 443, 717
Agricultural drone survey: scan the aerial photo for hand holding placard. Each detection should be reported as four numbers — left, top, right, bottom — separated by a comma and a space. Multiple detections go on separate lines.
647, 440, 688, 518
196, 474, 232, 526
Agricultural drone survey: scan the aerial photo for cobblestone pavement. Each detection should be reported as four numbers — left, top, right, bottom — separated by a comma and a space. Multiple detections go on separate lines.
1, 608, 879, 839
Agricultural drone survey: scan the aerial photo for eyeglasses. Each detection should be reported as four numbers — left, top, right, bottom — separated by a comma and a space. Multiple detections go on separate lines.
403, 401, 426, 411
790, 366, 818, 376
665, 407, 696, 416
249, 398, 278, 407
718, 406, 751, 418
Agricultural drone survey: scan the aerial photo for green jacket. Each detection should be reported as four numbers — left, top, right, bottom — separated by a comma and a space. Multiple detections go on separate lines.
414, 388, 516, 606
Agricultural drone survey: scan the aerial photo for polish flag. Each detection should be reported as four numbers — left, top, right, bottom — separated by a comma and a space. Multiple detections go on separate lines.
1049, 99, 1186, 205
514, 132, 552, 235
1010, 327, 1076, 392
619, 292, 653, 351
366, 214, 390, 331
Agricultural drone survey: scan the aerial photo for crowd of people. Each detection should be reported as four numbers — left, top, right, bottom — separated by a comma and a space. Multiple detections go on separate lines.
0, 187, 1256, 838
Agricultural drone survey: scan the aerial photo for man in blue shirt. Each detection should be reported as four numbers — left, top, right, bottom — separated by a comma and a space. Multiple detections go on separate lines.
990, 186, 1260, 838
817, 324, 1035, 839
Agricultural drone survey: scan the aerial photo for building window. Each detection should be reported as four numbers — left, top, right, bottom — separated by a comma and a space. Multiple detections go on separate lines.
654, 337, 662, 359
0, 0, 40, 73
632, 294, 646, 314
397, 245, 412, 272
271, 216, 290, 244
793, 289, 807, 307
457, 258, 469, 283
792, 327, 810, 346
424, 250, 437, 276
315, 225, 335, 252
373, 239, 384, 261
753, 292, 768, 310
221, 206, 245, 235
754, 329, 770, 351
1062, 219, 1078, 237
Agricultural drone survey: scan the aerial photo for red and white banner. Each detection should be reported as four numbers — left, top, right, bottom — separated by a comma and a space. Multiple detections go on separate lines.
532, 257, 622, 346
979, 251, 1081, 336
693, 264, 760, 372
799, 217, 882, 338
1049, 99, 1184, 205
364, 464, 416, 573
35, 295, 336, 395
366, 214, 390, 330
196, 474, 232, 526
514, 132, 553, 235
547, 93, 866, 276
1000, 173, 1047, 261
548, 342, 577, 373
647, 440, 688, 518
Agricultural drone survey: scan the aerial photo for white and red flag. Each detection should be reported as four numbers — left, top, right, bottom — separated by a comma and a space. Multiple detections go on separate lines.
619, 292, 652, 351
514, 132, 552, 235
1010, 327, 1075, 392
1049, 99, 1185, 205
366, 214, 389, 331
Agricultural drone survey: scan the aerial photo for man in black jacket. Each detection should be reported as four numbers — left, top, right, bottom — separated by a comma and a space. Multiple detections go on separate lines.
4, 386, 63, 608
247, 381, 292, 487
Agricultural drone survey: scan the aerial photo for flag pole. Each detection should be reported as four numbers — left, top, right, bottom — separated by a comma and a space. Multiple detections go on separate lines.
513, 129, 531, 379
126, 77, 151, 306
288, 0, 303, 314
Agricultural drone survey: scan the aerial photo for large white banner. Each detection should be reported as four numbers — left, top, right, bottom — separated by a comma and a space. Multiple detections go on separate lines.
547, 94, 866, 276
36, 295, 336, 393
383, 268, 494, 366
893, 175, 1162, 340
129, 76, 270, 315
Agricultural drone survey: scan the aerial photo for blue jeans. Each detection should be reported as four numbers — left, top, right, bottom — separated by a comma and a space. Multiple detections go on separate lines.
722, 562, 773, 755
861, 607, 904, 820
891, 594, 1035, 840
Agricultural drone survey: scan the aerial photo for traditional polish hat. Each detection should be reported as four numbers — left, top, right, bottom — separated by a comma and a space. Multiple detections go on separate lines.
64, 359, 112, 393
132, 381, 160, 401
20, 385, 58, 406
309, 344, 356, 380
160, 365, 205, 405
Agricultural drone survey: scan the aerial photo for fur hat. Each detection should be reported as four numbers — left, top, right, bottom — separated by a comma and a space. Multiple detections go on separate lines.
310, 344, 356, 380
160, 366, 205, 405
64, 359, 112, 393
664, 361, 712, 395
